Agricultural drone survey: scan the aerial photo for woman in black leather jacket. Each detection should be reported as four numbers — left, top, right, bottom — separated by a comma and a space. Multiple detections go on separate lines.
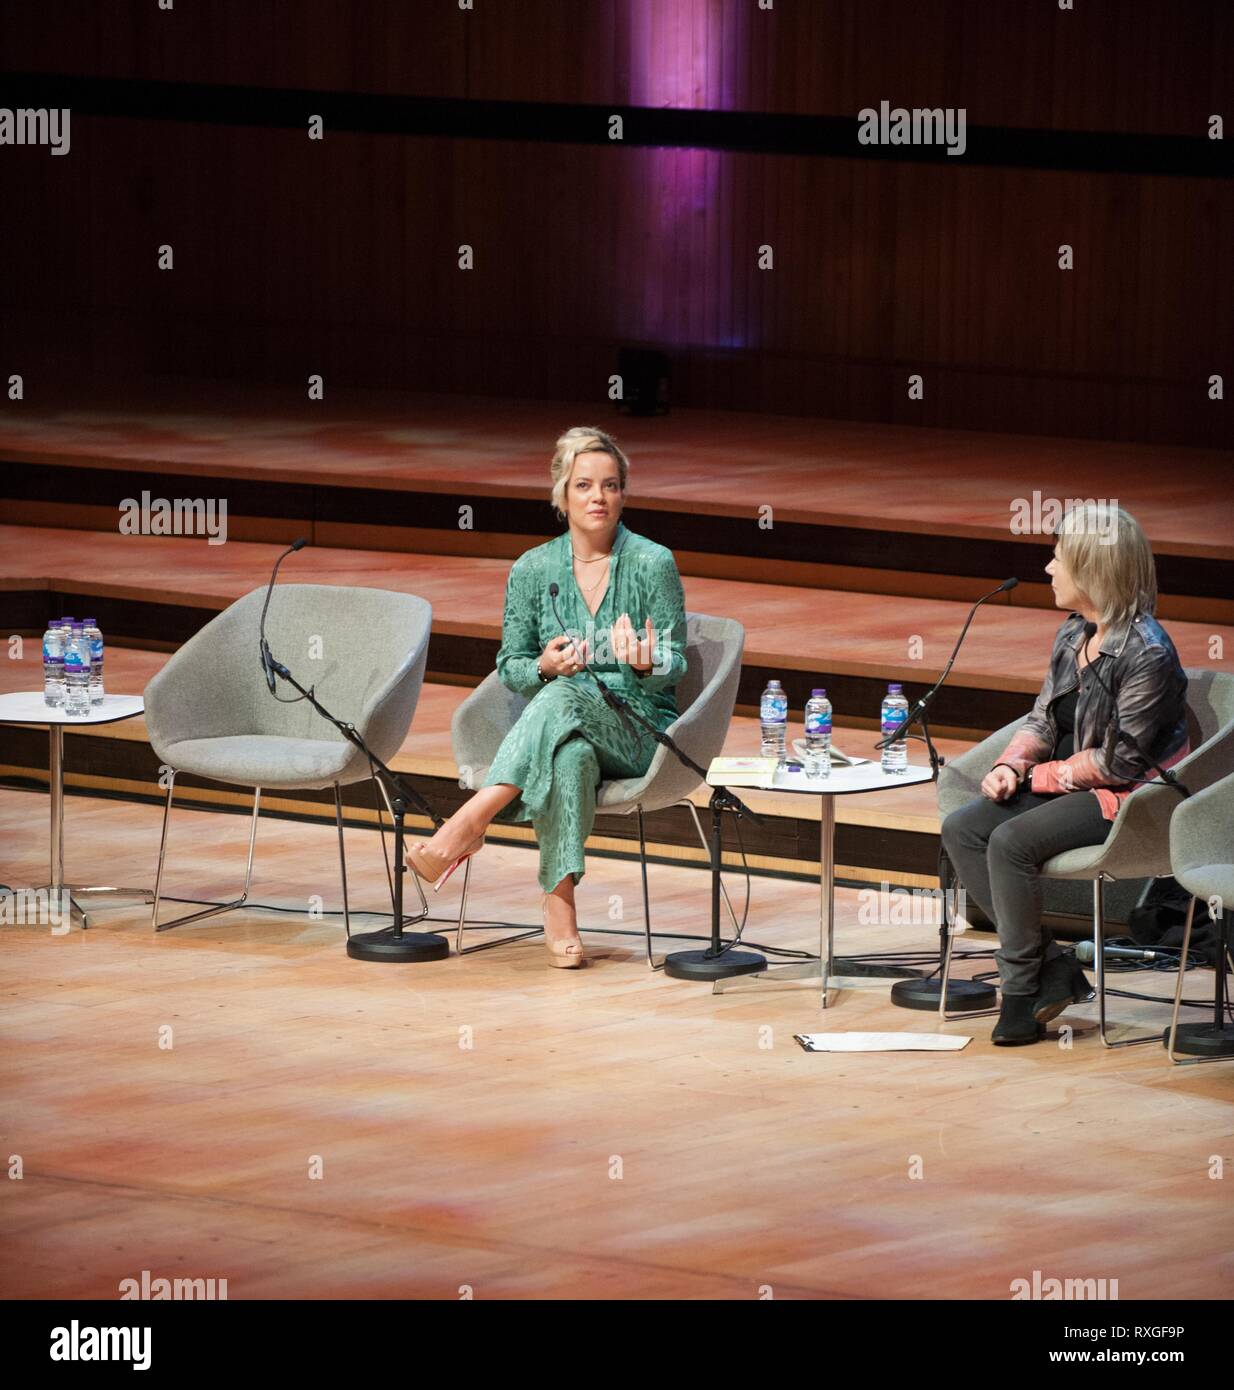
941, 504, 1189, 1045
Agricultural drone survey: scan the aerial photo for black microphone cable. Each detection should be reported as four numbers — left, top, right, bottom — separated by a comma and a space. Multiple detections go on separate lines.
260, 537, 310, 705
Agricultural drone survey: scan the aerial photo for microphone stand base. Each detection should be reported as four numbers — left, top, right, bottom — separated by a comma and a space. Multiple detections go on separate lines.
891, 976, 998, 1011
346, 928, 450, 963
664, 948, 766, 981
1162, 1023, 1234, 1057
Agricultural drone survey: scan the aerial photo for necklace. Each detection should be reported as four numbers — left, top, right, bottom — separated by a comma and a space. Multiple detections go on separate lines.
571, 548, 612, 563
575, 561, 610, 595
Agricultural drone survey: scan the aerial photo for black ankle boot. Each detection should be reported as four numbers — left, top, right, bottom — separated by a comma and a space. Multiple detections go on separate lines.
1033, 953, 1093, 1023
992, 993, 1043, 1045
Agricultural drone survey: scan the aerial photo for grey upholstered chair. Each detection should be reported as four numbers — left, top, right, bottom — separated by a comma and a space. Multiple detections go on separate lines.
144, 584, 432, 932
937, 668, 1234, 1040
449, 611, 745, 964
1165, 770, 1234, 1065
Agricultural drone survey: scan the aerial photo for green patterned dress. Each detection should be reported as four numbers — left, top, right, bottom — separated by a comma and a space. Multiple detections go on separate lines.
482, 521, 688, 892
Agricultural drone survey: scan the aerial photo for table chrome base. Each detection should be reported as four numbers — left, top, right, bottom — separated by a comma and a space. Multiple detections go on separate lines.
713, 960, 921, 996
31, 883, 153, 930
702, 763, 936, 1009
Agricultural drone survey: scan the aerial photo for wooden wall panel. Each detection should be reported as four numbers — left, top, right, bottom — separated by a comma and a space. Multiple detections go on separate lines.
4, 0, 1228, 134
1, 2, 1228, 444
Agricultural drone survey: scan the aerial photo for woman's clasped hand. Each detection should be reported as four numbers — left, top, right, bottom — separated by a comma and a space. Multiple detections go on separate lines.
540, 612, 656, 678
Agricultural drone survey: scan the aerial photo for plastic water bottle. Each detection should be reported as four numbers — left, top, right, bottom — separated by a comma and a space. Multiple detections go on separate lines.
82, 617, 104, 704
42, 623, 65, 707
63, 623, 92, 717
880, 682, 910, 774
804, 688, 832, 773
759, 679, 789, 759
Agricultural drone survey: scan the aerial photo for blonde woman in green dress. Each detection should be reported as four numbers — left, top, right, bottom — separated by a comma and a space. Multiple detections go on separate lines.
406, 427, 688, 967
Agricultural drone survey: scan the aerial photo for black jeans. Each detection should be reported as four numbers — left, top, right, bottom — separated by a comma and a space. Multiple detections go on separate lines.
940, 789, 1111, 996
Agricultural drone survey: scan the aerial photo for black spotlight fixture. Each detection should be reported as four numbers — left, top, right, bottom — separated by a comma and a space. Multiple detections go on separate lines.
616, 347, 671, 417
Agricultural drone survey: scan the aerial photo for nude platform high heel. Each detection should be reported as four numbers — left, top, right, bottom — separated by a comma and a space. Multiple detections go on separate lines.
541, 893, 585, 968
407, 834, 485, 892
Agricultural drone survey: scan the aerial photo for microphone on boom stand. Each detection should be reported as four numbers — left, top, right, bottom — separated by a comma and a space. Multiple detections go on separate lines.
886, 577, 1018, 1012
259, 538, 307, 696
258, 541, 450, 963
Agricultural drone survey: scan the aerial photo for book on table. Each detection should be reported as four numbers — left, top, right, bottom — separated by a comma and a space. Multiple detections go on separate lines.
707, 756, 780, 786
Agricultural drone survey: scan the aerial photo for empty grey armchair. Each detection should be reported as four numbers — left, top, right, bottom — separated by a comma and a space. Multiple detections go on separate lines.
450, 611, 745, 962
937, 668, 1234, 1042
1165, 769, 1234, 1065
144, 583, 432, 932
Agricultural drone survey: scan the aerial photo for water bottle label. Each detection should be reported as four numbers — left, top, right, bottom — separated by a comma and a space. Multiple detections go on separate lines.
882, 704, 905, 736
805, 713, 832, 735
89, 638, 104, 660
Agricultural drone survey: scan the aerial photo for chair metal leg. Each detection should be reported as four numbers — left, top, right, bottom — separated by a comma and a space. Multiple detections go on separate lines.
937, 849, 960, 1016
334, 783, 351, 937
152, 778, 262, 932
451, 828, 542, 956
1095, 873, 1160, 1048
1166, 896, 1234, 1066
1166, 896, 1196, 1063
455, 852, 472, 954
939, 914, 954, 1006
639, 804, 656, 968
149, 771, 176, 928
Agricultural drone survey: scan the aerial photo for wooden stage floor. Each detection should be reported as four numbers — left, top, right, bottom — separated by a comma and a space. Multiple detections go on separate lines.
3, 382, 1233, 628
2, 379, 1231, 555
2, 785, 1231, 1300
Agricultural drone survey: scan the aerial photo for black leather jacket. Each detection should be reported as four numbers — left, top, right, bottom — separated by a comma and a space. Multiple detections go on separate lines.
997, 611, 1189, 789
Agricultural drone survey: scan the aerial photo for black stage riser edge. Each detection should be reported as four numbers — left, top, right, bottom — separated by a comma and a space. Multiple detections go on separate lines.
5, 463, 1232, 600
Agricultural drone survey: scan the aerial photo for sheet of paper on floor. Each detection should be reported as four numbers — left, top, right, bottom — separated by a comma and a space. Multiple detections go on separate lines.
793, 1032, 972, 1052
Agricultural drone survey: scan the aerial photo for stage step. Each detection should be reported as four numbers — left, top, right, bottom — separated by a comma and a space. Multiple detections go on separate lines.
5, 525, 1233, 744
1, 382, 1231, 622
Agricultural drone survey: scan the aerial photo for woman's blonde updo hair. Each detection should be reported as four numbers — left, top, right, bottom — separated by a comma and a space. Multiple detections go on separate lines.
550, 426, 630, 523
1056, 503, 1157, 629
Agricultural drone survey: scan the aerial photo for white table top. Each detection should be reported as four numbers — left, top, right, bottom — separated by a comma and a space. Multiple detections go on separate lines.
0, 691, 145, 726
707, 756, 933, 796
